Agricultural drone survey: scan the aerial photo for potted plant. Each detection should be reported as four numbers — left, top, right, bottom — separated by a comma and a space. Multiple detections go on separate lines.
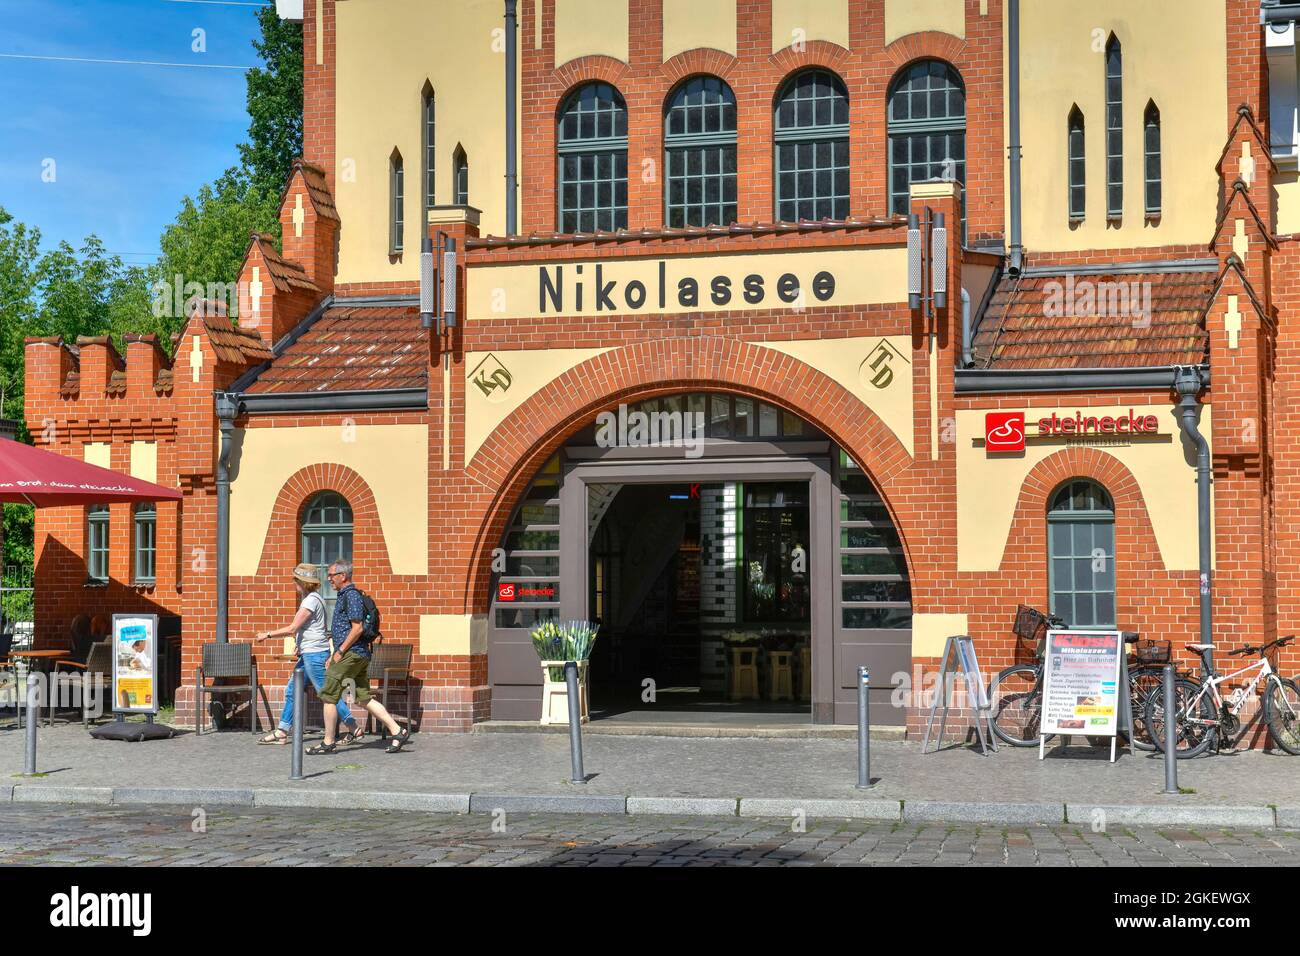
530, 620, 599, 725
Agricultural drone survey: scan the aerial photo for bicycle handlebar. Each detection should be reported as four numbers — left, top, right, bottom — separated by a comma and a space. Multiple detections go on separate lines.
1228, 635, 1295, 657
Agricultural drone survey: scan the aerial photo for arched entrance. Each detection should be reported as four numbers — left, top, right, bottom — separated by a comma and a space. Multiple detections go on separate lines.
486, 390, 912, 726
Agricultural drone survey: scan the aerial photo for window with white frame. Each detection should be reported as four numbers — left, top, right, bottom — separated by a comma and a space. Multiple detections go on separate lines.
134, 503, 156, 585
87, 504, 109, 582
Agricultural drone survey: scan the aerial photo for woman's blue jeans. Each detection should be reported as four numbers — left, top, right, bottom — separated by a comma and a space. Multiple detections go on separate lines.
277, 651, 355, 733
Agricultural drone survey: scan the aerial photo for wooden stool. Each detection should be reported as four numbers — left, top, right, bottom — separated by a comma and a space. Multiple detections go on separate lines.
727, 647, 759, 701
768, 650, 793, 702
799, 646, 812, 701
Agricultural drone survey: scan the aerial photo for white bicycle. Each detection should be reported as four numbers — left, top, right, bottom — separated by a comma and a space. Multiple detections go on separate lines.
1145, 636, 1300, 758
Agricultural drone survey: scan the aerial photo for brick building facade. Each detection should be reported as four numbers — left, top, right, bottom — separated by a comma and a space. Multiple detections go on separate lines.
21, 0, 1300, 746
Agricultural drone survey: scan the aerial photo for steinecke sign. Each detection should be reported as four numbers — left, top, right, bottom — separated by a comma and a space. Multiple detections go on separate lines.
466, 247, 908, 321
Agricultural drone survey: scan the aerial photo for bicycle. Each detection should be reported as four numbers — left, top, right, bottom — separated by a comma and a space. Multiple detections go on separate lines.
1145, 636, 1300, 758
987, 606, 1175, 749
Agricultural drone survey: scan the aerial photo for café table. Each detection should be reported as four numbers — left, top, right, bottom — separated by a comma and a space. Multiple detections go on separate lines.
9, 649, 81, 726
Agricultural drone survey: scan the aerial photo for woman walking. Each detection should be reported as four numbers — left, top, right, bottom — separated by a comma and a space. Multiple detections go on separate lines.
254, 563, 363, 745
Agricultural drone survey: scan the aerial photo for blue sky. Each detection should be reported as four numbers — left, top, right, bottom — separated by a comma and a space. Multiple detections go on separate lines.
0, 0, 269, 268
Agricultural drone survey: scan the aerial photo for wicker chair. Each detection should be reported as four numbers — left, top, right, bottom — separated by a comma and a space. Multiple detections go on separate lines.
194, 643, 262, 735
78, 641, 112, 726
367, 642, 414, 738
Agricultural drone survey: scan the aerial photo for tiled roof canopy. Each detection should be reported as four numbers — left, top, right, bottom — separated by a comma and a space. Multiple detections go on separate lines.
243, 303, 426, 394
972, 267, 1214, 370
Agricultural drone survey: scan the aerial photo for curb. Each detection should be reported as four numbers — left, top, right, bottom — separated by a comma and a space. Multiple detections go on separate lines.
904, 801, 1063, 824
1066, 803, 1277, 829
0, 785, 1292, 829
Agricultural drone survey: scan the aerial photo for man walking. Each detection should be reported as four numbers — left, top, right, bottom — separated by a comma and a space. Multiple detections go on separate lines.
309, 559, 411, 754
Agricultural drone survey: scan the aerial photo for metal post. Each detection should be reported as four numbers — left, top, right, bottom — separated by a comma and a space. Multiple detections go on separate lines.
290, 667, 304, 781
1162, 663, 1179, 794
856, 666, 872, 789
564, 661, 585, 784
23, 672, 38, 775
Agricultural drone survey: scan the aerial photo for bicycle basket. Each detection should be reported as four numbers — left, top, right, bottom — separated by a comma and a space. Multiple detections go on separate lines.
1012, 605, 1049, 663
1132, 639, 1170, 665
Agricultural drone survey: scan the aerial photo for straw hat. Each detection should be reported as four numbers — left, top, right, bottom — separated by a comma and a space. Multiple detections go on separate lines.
292, 563, 321, 586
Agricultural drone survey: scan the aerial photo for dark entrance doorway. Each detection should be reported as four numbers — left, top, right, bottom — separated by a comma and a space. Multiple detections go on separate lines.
587, 480, 812, 719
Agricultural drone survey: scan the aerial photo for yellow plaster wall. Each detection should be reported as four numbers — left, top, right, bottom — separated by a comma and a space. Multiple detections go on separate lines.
554, 0, 628, 65
912, 612, 969, 657
955, 405, 1214, 572
128, 442, 157, 485
419, 613, 488, 656
83, 443, 111, 469
466, 246, 909, 321
1275, 170, 1300, 235
884, 0, 966, 46
760, 336, 916, 457
1019, 0, 1227, 251
771, 0, 849, 54
229, 423, 428, 576
334, 0, 509, 284
464, 347, 614, 462
663, 0, 735, 60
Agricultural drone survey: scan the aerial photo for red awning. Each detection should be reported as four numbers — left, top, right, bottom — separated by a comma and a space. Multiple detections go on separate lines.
0, 438, 181, 506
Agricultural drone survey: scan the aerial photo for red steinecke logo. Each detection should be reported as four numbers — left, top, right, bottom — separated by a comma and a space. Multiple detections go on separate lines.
985, 412, 1026, 453
497, 583, 516, 602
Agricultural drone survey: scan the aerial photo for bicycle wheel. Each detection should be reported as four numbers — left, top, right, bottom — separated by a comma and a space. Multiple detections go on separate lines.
988, 664, 1051, 747
1265, 677, 1300, 755
1123, 664, 1164, 751
1145, 677, 1217, 758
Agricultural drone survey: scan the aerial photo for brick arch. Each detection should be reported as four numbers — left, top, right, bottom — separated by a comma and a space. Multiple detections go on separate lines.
256, 462, 393, 579
552, 55, 630, 97
462, 335, 917, 609
662, 48, 738, 85
999, 447, 1167, 615
883, 32, 968, 70
770, 40, 851, 75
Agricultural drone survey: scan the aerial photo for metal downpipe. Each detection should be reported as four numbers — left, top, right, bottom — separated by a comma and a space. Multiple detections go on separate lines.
1173, 366, 1212, 668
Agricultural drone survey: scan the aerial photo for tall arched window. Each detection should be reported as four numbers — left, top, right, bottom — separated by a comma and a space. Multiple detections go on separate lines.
389, 149, 404, 254
774, 69, 849, 222
301, 491, 353, 625
452, 145, 468, 206
664, 75, 737, 227
1105, 35, 1123, 218
421, 84, 436, 214
1048, 480, 1115, 627
557, 82, 628, 232
887, 60, 965, 218
1068, 106, 1086, 221
1144, 100, 1161, 217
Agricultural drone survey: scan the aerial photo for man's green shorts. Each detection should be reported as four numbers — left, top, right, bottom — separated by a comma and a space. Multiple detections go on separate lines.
320, 651, 371, 705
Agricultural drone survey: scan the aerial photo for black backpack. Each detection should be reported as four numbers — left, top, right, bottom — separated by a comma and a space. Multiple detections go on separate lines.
355, 589, 383, 645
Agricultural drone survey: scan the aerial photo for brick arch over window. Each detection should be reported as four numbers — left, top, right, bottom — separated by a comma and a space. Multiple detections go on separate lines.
462, 335, 916, 610
1000, 447, 1169, 619
662, 48, 738, 85
883, 32, 967, 68
769, 41, 851, 76
256, 463, 393, 579
552, 56, 630, 97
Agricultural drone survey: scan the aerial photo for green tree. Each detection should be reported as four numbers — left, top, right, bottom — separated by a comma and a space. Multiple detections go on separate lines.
0, 208, 41, 427
240, 5, 304, 196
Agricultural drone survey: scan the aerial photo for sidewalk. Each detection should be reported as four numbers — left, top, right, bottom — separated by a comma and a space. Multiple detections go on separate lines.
1, 722, 1298, 827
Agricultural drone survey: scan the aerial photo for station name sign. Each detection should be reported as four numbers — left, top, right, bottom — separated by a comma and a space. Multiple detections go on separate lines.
466, 247, 908, 322
539, 261, 836, 314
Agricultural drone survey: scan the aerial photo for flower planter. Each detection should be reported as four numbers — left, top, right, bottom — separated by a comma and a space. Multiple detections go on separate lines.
539, 660, 590, 725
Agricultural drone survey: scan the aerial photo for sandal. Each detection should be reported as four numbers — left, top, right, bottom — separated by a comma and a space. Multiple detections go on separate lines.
306, 741, 338, 755
341, 726, 366, 745
384, 728, 411, 754
259, 731, 289, 746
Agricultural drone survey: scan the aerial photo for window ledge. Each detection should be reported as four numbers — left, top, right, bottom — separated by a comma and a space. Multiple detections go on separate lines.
83, 579, 108, 589
133, 582, 156, 593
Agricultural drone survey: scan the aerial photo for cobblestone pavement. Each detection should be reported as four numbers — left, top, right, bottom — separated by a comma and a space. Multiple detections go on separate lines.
1, 805, 1298, 866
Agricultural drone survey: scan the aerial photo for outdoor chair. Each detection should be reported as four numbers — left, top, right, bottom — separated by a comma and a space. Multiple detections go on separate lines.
367, 642, 414, 739
78, 641, 113, 726
0, 628, 18, 725
194, 642, 262, 735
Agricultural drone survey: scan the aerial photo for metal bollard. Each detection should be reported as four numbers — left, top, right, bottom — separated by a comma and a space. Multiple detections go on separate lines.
564, 661, 586, 784
290, 667, 304, 781
23, 673, 38, 775
856, 666, 873, 789
1162, 662, 1179, 794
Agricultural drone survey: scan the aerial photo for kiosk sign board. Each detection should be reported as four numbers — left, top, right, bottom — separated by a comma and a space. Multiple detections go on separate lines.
111, 614, 159, 715
1041, 629, 1123, 736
